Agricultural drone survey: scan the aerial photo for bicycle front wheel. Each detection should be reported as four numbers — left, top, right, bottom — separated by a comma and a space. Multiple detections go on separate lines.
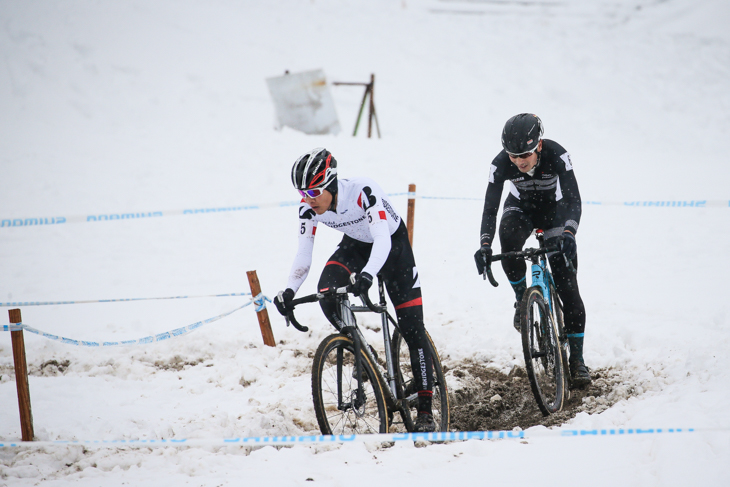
520, 286, 565, 416
392, 329, 450, 432
312, 334, 389, 435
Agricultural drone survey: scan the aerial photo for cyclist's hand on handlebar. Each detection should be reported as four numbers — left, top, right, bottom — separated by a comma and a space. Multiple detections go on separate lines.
273, 288, 295, 316
559, 231, 577, 260
350, 272, 373, 297
474, 244, 492, 275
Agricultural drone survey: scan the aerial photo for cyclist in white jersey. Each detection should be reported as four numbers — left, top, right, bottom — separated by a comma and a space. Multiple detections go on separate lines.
274, 148, 437, 432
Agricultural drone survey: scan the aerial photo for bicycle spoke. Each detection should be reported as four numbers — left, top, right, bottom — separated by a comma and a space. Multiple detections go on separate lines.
313, 335, 388, 435
521, 287, 564, 416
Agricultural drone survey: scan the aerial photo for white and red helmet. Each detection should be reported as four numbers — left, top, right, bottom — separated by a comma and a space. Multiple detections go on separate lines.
291, 147, 338, 192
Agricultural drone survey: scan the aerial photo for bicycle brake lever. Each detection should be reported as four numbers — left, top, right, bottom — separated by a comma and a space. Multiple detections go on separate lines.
563, 254, 577, 274
285, 312, 309, 333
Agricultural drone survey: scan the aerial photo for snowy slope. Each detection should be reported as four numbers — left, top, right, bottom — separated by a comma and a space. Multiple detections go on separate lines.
1, 0, 729, 485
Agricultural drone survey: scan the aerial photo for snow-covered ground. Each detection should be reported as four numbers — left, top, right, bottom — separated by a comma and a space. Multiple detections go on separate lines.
1, 0, 729, 485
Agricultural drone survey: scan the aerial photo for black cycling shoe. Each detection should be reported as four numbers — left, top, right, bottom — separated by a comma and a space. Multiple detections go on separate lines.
513, 302, 521, 333
569, 359, 592, 388
413, 413, 436, 433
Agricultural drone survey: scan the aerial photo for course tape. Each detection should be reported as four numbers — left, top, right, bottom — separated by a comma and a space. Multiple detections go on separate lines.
0, 292, 252, 308
0, 427, 713, 449
2, 196, 727, 228
0, 293, 269, 347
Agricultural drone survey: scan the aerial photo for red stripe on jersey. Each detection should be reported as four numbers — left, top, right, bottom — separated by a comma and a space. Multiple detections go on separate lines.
312, 226, 317, 235
379, 210, 386, 220
357, 194, 363, 208
395, 297, 422, 310
325, 261, 351, 274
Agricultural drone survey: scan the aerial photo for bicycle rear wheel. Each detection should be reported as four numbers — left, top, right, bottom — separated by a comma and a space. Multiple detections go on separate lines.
312, 334, 389, 435
520, 286, 565, 416
392, 329, 450, 432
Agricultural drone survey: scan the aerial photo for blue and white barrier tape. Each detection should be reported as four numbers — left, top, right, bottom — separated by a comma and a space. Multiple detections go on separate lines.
0, 292, 252, 308
0, 293, 269, 347
0, 427, 716, 449
253, 294, 271, 312
3, 196, 728, 228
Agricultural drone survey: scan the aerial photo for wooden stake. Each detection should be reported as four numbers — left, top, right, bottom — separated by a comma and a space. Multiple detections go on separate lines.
407, 184, 416, 246
368, 74, 375, 139
246, 270, 276, 347
333, 76, 379, 138
9, 309, 34, 441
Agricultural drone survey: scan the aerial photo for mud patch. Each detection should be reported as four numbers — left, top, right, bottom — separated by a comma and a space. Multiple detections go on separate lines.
38, 359, 71, 376
448, 360, 631, 431
16, 359, 73, 377
153, 355, 205, 371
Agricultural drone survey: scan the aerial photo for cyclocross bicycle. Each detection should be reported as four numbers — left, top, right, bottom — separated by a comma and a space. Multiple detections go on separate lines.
285, 276, 450, 435
483, 229, 573, 416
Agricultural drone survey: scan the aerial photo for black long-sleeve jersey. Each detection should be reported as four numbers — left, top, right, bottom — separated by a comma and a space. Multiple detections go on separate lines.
479, 139, 582, 247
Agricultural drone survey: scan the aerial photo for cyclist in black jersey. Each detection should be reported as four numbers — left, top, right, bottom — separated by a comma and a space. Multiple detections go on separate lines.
474, 114, 591, 387
274, 148, 437, 432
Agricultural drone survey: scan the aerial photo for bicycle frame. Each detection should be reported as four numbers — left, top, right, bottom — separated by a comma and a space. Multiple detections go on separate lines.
347, 280, 400, 399
286, 279, 406, 414
287, 277, 450, 432
484, 230, 564, 326
528, 232, 559, 322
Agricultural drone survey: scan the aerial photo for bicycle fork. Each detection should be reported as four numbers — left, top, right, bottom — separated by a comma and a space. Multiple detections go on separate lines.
336, 297, 367, 412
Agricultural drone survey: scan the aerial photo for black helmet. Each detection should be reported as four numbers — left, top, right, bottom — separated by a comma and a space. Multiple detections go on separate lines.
501, 113, 544, 155
291, 147, 338, 195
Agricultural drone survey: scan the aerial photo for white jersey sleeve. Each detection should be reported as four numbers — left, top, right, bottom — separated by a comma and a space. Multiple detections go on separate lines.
285, 203, 318, 293
356, 184, 392, 277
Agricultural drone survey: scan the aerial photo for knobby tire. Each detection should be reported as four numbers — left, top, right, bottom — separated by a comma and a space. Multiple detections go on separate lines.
312, 334, 389, 435
391, 329, 450, 432
520, 286, 565, 416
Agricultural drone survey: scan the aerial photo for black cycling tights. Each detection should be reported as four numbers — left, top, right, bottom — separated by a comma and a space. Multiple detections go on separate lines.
499, 211, 586, 335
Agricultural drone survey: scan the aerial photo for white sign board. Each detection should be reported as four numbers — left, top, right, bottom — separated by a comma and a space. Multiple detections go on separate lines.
266, 69, 341, 135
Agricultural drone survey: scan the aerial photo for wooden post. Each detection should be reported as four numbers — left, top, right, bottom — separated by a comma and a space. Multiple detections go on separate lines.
368, 73, 381, 139
368, 74, 374, 138
246, 270, 276, 347
333, 76, 379, 138
9, 309, 34, 441
407, 184, 416, 246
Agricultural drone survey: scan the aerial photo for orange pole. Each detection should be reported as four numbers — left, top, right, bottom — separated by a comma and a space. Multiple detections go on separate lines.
407, 184, 416, 246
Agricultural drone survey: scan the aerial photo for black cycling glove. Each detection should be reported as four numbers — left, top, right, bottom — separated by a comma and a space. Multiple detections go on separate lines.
559, 232, 577, 260
273, 288, 295, 316
474, 245, 492, 275
351, 272, 373, 296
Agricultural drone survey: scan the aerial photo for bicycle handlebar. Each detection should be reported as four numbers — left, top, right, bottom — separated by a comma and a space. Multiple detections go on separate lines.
482, 245, 575, 287
284, 285, 386, 333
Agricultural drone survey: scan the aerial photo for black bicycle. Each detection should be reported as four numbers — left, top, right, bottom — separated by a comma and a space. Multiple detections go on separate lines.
285, 277, 450, 435
483, 230, 573, 416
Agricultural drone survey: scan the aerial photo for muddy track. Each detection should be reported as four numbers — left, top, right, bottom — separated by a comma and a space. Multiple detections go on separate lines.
447, 360, 627, 431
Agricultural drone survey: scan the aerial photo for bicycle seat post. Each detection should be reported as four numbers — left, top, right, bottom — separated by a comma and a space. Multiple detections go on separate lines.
535, 229, 545, 246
